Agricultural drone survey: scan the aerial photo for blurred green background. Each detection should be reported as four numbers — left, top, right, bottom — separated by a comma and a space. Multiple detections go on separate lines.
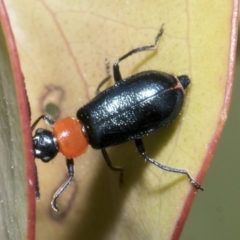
181, 21, 240, 239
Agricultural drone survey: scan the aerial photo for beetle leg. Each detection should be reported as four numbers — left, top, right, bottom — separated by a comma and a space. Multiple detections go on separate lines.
101, 148, 124, 186
134, 138, 204, 191
95, 59, 112, 95
113, 24, 164, 82
32, 115, 56, 201
35, 162, 40, 200
51, 158, 74, 212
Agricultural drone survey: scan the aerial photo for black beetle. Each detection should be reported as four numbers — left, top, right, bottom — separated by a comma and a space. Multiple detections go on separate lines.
32, 25, 203, 212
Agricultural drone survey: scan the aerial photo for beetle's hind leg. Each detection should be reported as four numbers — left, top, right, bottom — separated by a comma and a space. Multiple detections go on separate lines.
101, 148, 124, 186
134, 138, 203, 190
113, 24, 164, 82
95, 59, 111, 95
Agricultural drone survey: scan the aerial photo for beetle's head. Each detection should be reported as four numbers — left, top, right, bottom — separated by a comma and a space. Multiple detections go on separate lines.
32, 128, 58, 162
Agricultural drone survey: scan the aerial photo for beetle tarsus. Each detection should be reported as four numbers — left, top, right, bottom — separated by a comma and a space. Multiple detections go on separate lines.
135, 138, 203, 191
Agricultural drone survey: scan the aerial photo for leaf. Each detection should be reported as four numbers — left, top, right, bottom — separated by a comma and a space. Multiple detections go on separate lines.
5, 0, 238, 239
0, 1, 35, 240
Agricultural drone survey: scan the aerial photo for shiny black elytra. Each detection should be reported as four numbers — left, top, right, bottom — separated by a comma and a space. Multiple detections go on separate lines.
32, 26, 203, 212
77, 71, 190, 149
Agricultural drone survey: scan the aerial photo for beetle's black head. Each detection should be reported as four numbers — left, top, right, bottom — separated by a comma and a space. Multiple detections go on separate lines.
33, 128, 58, 162
178, 75, 190, 90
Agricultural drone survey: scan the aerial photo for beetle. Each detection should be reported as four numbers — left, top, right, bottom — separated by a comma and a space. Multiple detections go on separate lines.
32, 26, 203, 212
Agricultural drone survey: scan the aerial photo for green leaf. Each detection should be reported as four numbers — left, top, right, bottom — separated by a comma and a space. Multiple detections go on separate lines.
0, 1, 35, 240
